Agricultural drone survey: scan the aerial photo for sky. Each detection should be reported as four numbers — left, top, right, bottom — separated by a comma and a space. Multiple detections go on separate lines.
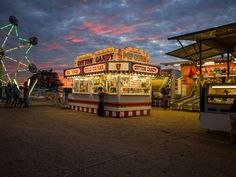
0, 0, 236, 76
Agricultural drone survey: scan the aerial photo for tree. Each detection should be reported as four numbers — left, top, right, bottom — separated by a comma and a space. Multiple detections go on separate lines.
29, 69, 63, 90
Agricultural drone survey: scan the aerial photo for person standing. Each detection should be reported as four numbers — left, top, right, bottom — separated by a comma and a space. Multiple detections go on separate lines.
23, 81, 29, 108
11, 83, 19, 107
54, 86, 63, 105
161, 87, 169, 110
18, 86, 24, 107
97, 87, 105, 117
58, 86, 63, 104
229, 98, 236, 144
4, 83, 12, 108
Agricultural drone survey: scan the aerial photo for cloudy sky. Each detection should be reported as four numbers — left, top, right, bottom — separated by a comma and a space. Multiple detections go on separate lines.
0, 0, 236, 75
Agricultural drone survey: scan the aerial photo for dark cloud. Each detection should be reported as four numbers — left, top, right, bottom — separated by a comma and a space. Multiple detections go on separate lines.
0, 0, 236, 74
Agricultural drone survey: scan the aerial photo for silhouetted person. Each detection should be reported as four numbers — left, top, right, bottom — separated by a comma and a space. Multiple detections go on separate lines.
11, 83, 19, 107
97, 87, 105, 117
53, 86, 63, 105
229, 98, 236, 144
161, 87, 169, 110
23, 82, 29, 108
18, 86, 24, 107
5, 83, 12, 108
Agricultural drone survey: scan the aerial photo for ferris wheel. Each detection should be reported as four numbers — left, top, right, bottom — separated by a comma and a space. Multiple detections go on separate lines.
0, 16, 38, 86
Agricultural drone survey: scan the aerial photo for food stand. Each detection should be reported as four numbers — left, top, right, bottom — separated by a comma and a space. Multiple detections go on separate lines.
200, 84, 236, 132
64, 47, 160, 118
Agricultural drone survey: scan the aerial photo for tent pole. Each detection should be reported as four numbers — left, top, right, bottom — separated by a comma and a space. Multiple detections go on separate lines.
227, 52, 230, 80
199, 40, 204, 112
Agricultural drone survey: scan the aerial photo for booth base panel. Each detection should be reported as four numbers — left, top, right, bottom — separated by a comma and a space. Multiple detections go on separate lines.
200, 112, 230, 132
69, 105, 150, 118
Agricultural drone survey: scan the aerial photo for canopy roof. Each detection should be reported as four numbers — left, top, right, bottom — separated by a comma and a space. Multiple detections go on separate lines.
166, 43, 225, 61
167, 22, 236, 61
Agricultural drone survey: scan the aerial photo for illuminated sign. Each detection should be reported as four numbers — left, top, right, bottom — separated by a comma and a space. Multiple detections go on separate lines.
108, 62, 129, 71
124, 51, 147, 63
64, 68, 81, 77
77, 58, 93, 66
95, 53, 114, 63
74, 53, 95, 67
132, 64, 159, 74
84, 63, 106, 74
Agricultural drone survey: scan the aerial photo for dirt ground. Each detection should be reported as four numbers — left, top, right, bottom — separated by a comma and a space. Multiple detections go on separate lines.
0, 101, 236, 177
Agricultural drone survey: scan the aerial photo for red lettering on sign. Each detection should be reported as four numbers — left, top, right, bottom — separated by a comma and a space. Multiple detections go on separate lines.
133, 64, 158, 74
77, 58, 93, 66
65, 68, 81, 77
95, 53, 114, 63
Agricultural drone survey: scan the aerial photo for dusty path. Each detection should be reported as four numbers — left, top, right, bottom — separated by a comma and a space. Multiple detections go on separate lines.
0, 101, 235, 177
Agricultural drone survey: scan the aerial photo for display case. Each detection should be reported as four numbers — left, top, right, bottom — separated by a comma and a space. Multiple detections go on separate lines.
72, 73, 151, 95
92, 75, 104, 93
73, 79, 80, 93
200, 84, 236, 132
120, 74, 150, 95
205, 84, 236, 113
107, 74, 117, 94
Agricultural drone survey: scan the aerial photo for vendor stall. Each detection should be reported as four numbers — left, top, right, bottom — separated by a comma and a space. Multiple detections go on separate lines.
200, 84, 236, 132
64, 47, 160, 118
167, 22, 236, 132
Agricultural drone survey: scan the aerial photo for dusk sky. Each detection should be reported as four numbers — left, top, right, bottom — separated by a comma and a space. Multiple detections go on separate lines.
1, 0, 236, 76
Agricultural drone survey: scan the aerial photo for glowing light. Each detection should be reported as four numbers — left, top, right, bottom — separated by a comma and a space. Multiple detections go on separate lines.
2, 25, 14, 48
27, 78, 31, 86
13, 79, 19, 89
15, 26, 19, 37
203, 61, 215, 66
5, 55, 17, 62
5, 47, 19, 53
212, 85, 236, 89
0, 24, 11, 30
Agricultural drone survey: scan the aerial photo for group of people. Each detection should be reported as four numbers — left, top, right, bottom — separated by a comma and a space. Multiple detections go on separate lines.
4, 81, 29, 108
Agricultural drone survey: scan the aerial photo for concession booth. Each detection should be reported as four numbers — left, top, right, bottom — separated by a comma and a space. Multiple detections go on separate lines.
64, 47, 160, 118
167, 22, 236, 132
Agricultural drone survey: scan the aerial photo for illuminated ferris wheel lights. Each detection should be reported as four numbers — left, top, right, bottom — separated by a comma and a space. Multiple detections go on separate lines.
14, 26, 19, 37
0, 16, 38, 85
25, 45, 33, 54
19, 62, 28, 67
2, 25, 14, 48
1, 60, 7, 71
5, 55, 17, 62
23, 55, 30, 64
19, 38, 29, 42
5, 46, 20, 53
0, 24, 11, 30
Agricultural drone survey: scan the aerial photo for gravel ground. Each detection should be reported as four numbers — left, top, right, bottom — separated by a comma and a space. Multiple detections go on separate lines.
0, 101, 236, 177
